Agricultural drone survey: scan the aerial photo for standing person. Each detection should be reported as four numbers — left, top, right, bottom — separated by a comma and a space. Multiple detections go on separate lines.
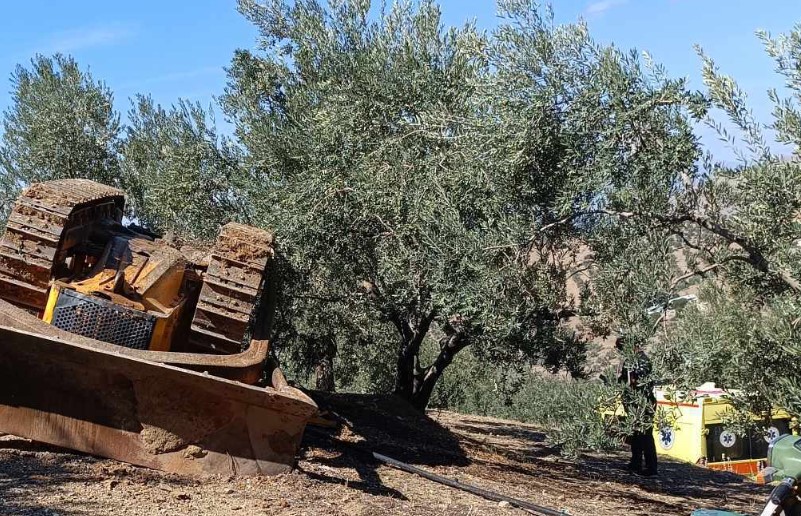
616, 335, 658, 476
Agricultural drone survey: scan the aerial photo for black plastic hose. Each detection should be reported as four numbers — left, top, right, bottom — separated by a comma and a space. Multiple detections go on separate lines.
371, 451, 569, 516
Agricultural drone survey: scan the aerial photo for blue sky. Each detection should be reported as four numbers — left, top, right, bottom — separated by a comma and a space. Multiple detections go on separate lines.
0, 0, 799, 159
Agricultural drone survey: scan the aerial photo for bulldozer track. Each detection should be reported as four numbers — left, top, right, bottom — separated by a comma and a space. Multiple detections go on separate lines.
189, 222, 274, 354
0, 180, 124, 312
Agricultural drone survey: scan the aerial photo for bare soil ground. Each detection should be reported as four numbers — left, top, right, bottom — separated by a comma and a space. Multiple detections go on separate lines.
0, 392, 767, 516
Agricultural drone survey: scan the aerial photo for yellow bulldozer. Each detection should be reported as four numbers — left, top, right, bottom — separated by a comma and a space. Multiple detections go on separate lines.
0, 179, 317, 476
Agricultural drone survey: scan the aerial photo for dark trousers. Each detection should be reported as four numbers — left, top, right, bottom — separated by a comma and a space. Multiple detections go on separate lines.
629, 430, 657, 473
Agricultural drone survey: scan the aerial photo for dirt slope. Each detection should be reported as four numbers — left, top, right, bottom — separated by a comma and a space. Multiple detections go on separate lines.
0, 393, 767, 516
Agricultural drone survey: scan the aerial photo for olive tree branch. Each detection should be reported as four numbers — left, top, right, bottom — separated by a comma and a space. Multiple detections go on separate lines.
535, 208, 801, 293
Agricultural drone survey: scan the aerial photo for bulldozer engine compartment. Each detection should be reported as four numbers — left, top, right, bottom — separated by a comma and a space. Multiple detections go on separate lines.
0, 179, 318, 477
46, 286, 159, 350
66, 235, 188, 313
42, 234, 192, 352
0, 178, 273, 355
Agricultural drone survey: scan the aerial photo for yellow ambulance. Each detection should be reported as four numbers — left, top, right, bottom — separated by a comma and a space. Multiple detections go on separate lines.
653, 383, 793, 476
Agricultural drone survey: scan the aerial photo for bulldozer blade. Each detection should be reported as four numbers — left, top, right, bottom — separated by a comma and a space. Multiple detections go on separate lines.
0, 318, 318, 477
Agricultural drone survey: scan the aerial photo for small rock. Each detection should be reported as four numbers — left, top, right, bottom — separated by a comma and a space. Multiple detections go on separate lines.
498, 501, 511, 508
174, 492, 191, 501
109, 465, 130, 475
225, 488, 236, 495
182, 445, 207, 459
106, 479, 119, 491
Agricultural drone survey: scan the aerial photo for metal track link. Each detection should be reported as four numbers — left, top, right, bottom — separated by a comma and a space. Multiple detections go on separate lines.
0, 180, 124, 312
189, 223, 273, 355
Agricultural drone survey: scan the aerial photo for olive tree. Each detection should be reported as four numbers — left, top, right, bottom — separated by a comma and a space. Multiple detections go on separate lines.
224, 0, 518, 408
120, 96, 246, 240
481, 0, 703, 343
222, 0, 702, 409
539, 21, 801, 424
647, 27, 801, 419
0, 54, 120, 222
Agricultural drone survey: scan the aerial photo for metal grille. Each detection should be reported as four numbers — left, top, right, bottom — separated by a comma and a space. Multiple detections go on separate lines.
52, 289, 155, 350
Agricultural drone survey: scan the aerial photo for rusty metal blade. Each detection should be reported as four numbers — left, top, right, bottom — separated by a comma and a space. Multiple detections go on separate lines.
0, 303, 318, 477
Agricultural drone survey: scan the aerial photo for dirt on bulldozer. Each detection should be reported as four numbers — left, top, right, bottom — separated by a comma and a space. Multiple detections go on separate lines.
0, 179, 318, 477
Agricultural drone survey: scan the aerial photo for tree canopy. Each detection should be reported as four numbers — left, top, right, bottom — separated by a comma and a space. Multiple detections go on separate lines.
121, 96, 245, 240
0, 54, 120, 221
220, 0, 705, 408
640, 26, 801, 423
224, 0, 517, 408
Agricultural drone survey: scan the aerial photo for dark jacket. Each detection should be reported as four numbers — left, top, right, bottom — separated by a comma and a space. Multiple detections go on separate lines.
618, 350, 656, 428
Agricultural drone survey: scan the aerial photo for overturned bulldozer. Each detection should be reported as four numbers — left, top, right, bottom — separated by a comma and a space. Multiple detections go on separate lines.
0, 179, 317, 476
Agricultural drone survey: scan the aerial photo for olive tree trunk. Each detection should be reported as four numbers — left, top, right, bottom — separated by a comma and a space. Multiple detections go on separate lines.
392, 313, 470, 411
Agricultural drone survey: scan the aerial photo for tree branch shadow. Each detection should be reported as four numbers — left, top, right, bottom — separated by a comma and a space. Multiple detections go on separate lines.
299, 392, 470, 501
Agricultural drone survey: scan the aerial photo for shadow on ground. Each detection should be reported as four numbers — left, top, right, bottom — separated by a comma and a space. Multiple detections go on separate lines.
307, 392, 469, 465
299, 394, 768, 515
299, 392, 470, 500
447, 413, 766, 514
0, 436, 192, 516
450, 419, 547, 443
